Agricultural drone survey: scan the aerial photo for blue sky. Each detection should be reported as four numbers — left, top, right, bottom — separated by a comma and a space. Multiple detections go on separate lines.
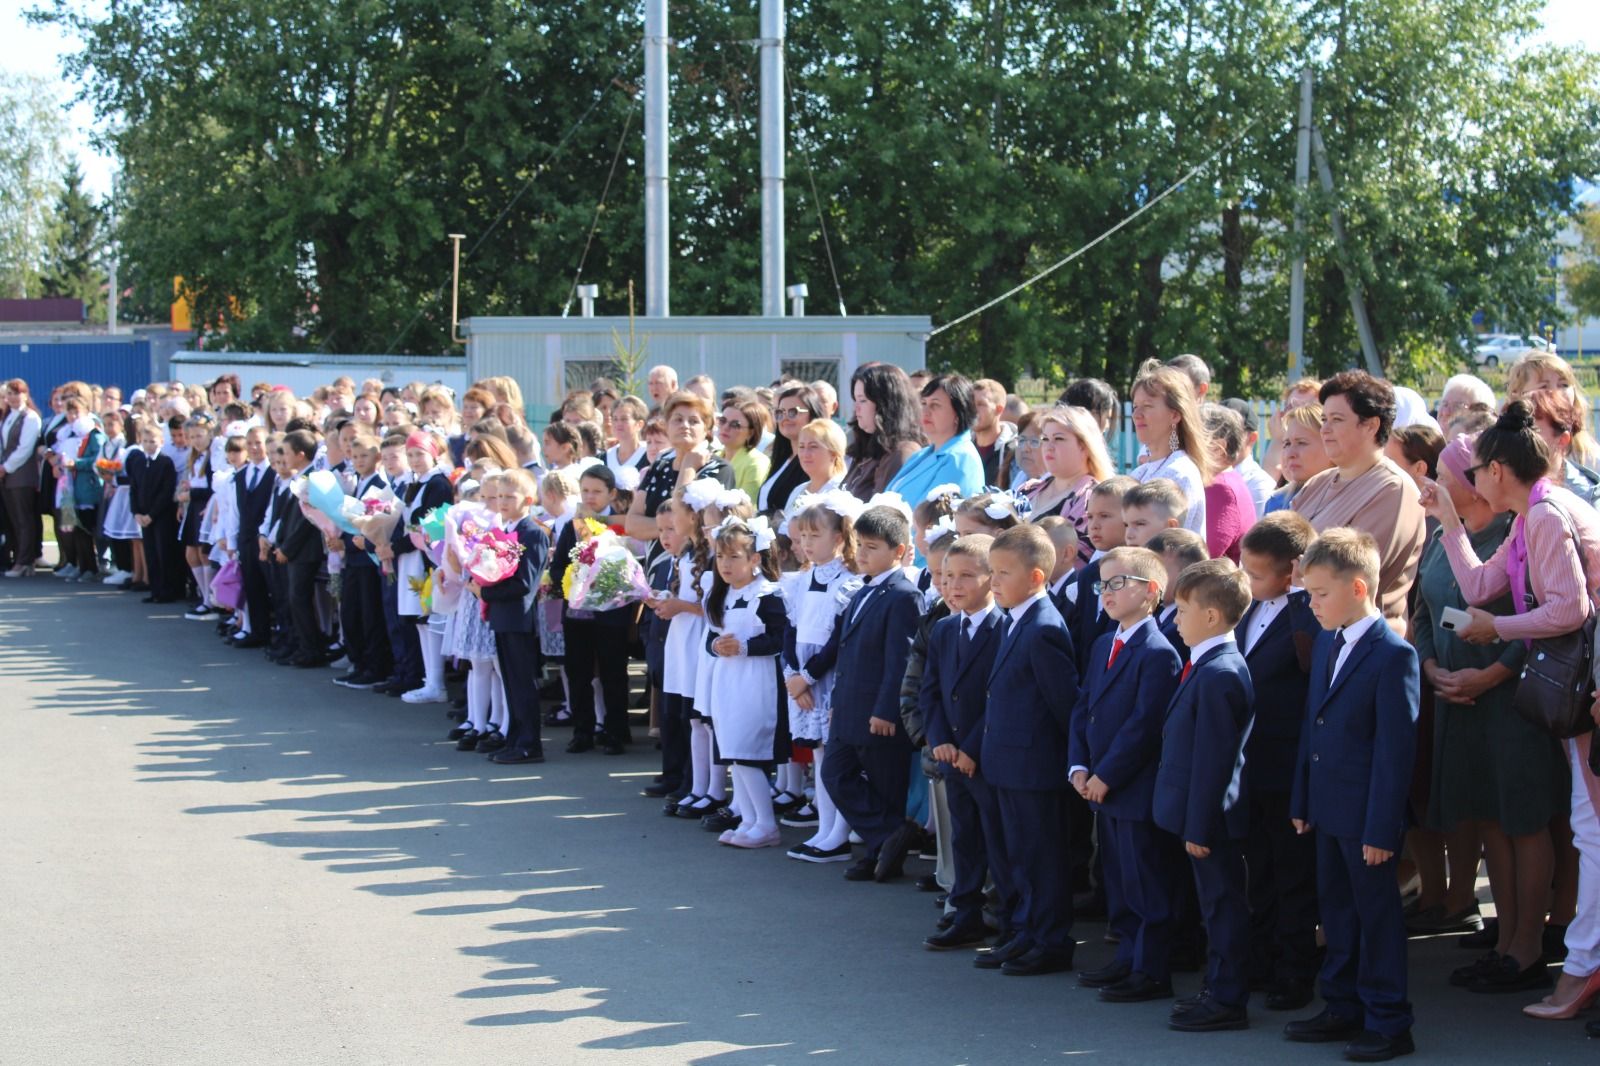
3, 0, 1597, 200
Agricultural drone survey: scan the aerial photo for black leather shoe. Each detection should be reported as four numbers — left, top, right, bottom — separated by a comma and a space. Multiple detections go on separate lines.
474, 731, 507, 754
1001, 945, 1075, 976
1172, 988, 1211, 1015
1448, 951, 1501, 987
701, 808, 740, 832
642, 782, 678, 798
1467, 954, 1552, 993
1169, 998, 1248, 1031
1342, 1029, 1414, 1061
452, 729, 482, 750
490, 749, 545, 764
1100, 972, 1174, 1002
600, 739, 626, 755
843, 858, 877, 882
925, 924, 990, 951
973, 934, 1029, 969
1284, 1009, 1364, 1043
1265, 978, 1316, 1011
447, 723, 476, 741
1078, 960, 1133, 988
875, 820, 919, 882
915, 873, 941, 893
565, 737, 595, 754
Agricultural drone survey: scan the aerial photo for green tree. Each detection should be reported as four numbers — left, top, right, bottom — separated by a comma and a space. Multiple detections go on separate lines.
40, 159, 107, 320
1565, 205, 1600, 321
0, 72, 69, 299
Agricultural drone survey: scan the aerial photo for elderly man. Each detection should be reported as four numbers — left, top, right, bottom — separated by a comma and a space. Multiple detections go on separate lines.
646, 365, 679, 409
1433, 373, 1496, 428
811, 380, 839, 418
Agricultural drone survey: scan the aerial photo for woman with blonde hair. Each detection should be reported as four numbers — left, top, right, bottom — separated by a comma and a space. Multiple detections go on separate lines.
1261, 377, 1323, 481
783, 419, 849, 520
1508, 352, 1600, 467
1027, 405, 1111, 567
1264, 404, 1331, 514
1128, 361, 1210, 534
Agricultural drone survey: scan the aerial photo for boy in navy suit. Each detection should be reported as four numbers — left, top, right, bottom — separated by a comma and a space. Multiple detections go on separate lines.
1068, 476, 1135, 675
1147, 527, 1208, 663
919, 533, 1007, 951
476, 468, 553, 764
1287, 529, 1419, 1062
1069, 546, 1183, 1001
231, 426, 276, 647
821, 502, 924, 883
976, 523, 1080, 976
332, 434, 391, 689
273, 430, 329, 667
1236, 511, 1322, 1011
1156, 559, 1256, 1032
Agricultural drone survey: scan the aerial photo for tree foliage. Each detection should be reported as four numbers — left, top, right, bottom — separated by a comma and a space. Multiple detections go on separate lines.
0, 72, 69, 300
1565, 206, 1600, 323
40, 159, 107, 320
40, 0, 1600, 395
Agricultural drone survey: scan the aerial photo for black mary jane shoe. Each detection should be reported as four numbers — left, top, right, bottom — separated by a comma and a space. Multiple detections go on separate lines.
474, 730, 507, 754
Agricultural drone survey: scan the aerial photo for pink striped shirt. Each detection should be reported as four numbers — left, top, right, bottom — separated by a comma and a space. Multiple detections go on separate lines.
1440, 483, 1600, 642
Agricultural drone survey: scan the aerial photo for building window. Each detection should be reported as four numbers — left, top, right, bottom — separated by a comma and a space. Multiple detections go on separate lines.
780, 358, 839, 392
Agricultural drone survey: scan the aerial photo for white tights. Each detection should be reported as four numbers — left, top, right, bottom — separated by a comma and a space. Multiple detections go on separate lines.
466, 657, 506, 733
689, 719, 726, 802
808, 745, 849, 850
732, 764, 776, 836
417, 623, 445, 693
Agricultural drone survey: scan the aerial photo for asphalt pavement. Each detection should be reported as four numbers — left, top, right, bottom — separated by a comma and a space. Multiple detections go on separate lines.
0, 580, 1588, 1065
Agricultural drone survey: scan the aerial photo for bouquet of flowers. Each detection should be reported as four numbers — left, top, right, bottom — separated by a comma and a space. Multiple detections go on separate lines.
461, 526, 525, 588
348, 488, 403, 573
290, 475, 345, 543
562, 518, 655, 613
418, 503, 452, 547
94, 456, 123, 478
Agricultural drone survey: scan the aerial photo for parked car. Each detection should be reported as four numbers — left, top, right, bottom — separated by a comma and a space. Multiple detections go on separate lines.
1473, 333, 1553, 367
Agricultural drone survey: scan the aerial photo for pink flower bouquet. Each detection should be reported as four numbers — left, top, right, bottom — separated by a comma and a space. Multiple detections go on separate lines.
563, 526, 655, 613
462, 527, 525, 588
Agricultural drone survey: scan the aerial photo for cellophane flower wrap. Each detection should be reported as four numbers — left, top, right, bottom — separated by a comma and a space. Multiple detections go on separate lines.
562, 518, 655, 613
346, 486, 402, 572
462, 526, 524, 588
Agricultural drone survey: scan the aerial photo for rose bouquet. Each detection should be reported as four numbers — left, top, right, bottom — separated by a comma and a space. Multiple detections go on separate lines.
562, 520, 655, 613
348, 488, 403, 573
461, 526, 525, 588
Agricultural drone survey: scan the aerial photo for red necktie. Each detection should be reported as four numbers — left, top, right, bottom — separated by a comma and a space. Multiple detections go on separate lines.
1106, 638, 1125, 669
1180, 661, 1194, 683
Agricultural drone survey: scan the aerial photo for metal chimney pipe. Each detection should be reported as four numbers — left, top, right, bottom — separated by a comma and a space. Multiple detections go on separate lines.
577, 284, 599, 318
759, 0, 785, 317
644, 0, 669, 318
787, 283, 807, 317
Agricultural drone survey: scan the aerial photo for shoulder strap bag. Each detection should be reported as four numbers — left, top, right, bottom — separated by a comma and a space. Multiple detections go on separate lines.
1512, 497, 1599, 739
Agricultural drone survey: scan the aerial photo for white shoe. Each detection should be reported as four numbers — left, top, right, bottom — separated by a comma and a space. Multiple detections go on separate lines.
102, 570, 131, 586
54, 564, 79, 579
329, 656, 351, 671
401, 686, 448, 704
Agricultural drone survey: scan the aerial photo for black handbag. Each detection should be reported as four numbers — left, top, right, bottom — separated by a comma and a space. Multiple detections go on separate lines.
1512, 498, 1599, 740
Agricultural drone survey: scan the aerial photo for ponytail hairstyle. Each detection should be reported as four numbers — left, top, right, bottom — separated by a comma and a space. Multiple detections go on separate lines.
705, 520, 781, 627
1474, 400, 1555, 485
1130, 361, 1214, 482
184, 412, 216, 478
791, 500, 858, 571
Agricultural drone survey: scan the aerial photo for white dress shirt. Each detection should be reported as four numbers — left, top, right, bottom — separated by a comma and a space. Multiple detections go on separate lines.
1186, 630, 1237, 667
1329, 612, 1382, 685
1240, 591, 1292, 656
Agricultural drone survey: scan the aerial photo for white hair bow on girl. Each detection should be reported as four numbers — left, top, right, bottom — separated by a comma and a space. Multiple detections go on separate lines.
714, 513, 776, 551
924, 483, 963, 505
864, 491, 914, 522
926, 514, 959, 547
795, 488, 866, 522
614, 465, 642, 492
983, 498, 1016, 521
683, 478, 722, 512
714, 487, 750, 512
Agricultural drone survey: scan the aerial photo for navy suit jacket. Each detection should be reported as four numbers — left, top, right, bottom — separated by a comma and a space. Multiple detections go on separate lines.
1153, 641, 1255, 847
478, 514, 551, 634
920, 609, 1003, 759
830, 569, 922, 747
1158, 607, 1190, 664
1067, 558, 1117, 675
235, 463, 277, 539
339, 472, 388, 569
1291, 621, 1419, 854
131, 452, 176, 520
981, 596, 1080, 791
1236, 592, 1317, 793
1068, 621, 1182, 821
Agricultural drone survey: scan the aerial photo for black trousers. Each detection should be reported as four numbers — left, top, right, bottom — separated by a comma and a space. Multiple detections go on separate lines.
64, 503, 100, 572
239, 544, 272, 637
497, 629, 543, 756
564, 615, 633, 743
339, 564, 391, 677
286, 558, 324, 660
1246, 788, 1321, 984
141, 516, 180, 600
658, 687, 689, 793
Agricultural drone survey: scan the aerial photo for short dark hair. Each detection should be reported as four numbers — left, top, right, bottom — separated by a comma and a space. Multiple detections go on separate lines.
1173, 558, 1251, 626
1060, 378, 1118, 426
579, 463, 617, 490
1146, 527, 1208, 569
855, 504, 912, 549
1319, 370, 1396, 446
1240, 510, 1316, 569
283, 429, 318, 460
1389, 423, 1444, 479
921, 373, 977, 434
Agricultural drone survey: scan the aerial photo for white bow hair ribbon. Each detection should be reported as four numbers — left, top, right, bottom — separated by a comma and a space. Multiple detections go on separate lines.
614, 465, 642, 492
982, 499, 1015, 521
926, 514, 959, 546
864, 491, 914, 521
796, 488, 865, 522
924, 483, 963, 504
683, 479, 722, 512
714, 514, 776, 552
714, 487, 750, 511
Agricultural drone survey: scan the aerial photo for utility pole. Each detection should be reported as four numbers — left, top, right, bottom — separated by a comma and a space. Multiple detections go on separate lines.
1287, 68, 1313, 384
1311, 129, 1383, 378
643, 0, 669, 317
759, 0, 786, 317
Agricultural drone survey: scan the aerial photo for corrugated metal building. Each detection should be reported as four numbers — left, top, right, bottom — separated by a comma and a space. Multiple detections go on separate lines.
0, 336, 154, 400
465, 315, 931, 422
171, 352, 468, 397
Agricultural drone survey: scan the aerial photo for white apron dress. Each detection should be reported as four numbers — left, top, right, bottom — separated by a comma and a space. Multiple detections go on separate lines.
661, 551, 705, 701
780, 558, 861, 742
703, 577, 787, 764
100, 440, 141, 541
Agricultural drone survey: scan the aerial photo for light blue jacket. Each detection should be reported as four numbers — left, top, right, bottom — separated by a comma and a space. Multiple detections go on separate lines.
885, 430, 985, 507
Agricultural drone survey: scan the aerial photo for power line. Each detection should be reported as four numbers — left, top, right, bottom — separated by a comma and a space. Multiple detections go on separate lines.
927, 111, 1265, 339
784, 52, 848, 317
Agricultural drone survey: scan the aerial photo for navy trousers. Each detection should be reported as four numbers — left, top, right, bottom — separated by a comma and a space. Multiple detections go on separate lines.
821, 737, 910, 856
996, 787, 1074, 952
944, 768, 1010, 933
496, 629, 543, 757
1247, 788, 1321, 984
1189, 837, 1252, 1007
1102, 813, 1181, 980
1316, 832, 1413, 1036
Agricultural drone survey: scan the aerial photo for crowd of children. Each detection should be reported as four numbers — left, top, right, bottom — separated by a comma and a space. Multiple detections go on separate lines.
13, 352, 1600, 1062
